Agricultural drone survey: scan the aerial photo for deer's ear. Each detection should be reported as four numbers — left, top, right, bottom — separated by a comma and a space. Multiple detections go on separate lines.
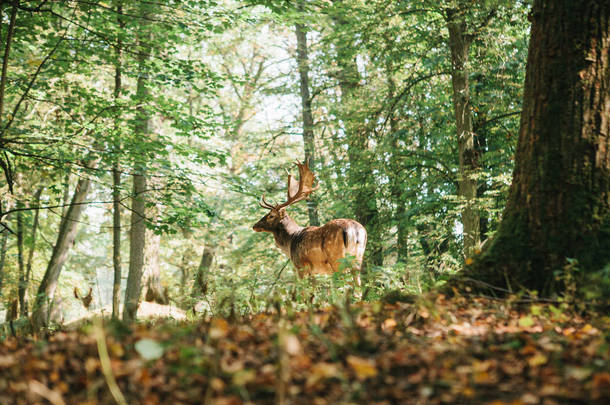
278, 208, 286, 218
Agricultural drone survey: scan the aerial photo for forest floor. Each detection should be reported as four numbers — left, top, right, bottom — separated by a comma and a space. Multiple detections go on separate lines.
0, 294, 608, 405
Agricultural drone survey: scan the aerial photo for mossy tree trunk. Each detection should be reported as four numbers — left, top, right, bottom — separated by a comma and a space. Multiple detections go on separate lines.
470, 0, 610, 293
446, 9, 480, 258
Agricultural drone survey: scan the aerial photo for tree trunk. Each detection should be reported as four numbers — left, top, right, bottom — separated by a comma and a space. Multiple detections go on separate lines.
32, 174, 96, 330
143, 227, 167, 304
22, 187, 42, 316
16, 202, 25, 316
192, 243, 215, 298
470, 0, 610, 293
123, 3, 152, 323
0, 223, 8, 295
446, 10, 480, 257
386, 64, 409, 264
111, 0, 123, 320
112, 165, 122, 319
295, 9, 320, 226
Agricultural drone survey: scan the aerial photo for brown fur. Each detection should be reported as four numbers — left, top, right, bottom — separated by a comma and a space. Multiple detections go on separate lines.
253, 208, 367, 285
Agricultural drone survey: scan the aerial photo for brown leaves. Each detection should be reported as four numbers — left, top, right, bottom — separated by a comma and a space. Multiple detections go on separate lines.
0, 297, 608, 404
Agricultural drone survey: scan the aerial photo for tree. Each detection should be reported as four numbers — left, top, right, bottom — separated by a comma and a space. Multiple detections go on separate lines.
328, 2, 384, 267
470, 0, 610, 294
123, 2, 152, 323
295, 1, 320, 226
32, 169, 97, 330
111, 0, 124, 320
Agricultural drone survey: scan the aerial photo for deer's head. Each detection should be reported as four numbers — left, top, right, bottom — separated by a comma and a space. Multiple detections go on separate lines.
252, 206, 287, 232
253, 161, 318, 233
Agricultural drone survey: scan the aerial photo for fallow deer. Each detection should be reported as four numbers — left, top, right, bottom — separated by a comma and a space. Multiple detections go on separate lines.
253, 161, 367, 287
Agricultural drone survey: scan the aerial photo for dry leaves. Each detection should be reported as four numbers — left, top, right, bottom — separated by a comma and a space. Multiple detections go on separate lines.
0, 296, 608, 404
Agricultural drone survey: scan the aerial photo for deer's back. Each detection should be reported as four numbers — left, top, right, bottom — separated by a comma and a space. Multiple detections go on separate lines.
290, 219, 367, 275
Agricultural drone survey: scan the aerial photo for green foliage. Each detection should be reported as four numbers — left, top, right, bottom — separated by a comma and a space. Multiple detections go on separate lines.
0, 0, 563, 325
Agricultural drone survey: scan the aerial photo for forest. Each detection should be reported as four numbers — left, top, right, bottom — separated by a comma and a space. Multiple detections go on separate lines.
0, 0, 608, 403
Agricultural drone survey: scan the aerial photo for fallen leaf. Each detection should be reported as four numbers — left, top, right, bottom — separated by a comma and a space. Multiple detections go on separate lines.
527, 352, 547, 367
210, 318, 230, 339
347, 355, 378, 380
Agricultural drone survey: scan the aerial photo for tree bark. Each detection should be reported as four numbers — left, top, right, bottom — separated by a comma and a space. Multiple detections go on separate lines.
32, 173, 96, 330
0, 223, 8, 295
143, 226, 167, 304
111, 0, 123, 320
0, 0, 18, 125
446, 10, 480, 257
22, 186, 42, 316
386, 64, 409, 263
471, 0, 610, 293
16, 201, 25, 316
112, 166, 122, 319
295, 8, 320, 226
123, 2, 152, 323
192, 243, 215, 298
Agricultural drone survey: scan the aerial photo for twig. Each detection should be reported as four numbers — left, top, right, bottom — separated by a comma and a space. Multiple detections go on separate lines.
269, 259, 291, 295
28, 380, 66, 405
92, 319, 127, 405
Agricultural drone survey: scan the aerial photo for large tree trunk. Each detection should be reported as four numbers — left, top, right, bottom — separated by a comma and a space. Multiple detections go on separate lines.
32, 175, 95, 330
471, 0, 610, 293
295, 8, 320, 227
446, 10, 480, 257
123, 3, 152, 323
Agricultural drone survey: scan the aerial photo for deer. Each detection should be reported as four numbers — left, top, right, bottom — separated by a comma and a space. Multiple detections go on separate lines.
253, 161, 367, 288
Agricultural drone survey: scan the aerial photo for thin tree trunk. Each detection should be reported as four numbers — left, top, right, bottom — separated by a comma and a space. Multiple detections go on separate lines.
446, 10, 480, 257
23, 187, 43, 313
471, 0, 610, 293
111, 0, 123, 320
112, 167, 122, 318
16, 201, 25, 316
123, 3, 152, 323
61, 172, 71, 217
0, 0, 18, 125
295, 7, 320, 226
32, 173, 97, 330
386, 64, 409, 263
0, 224, 9, 295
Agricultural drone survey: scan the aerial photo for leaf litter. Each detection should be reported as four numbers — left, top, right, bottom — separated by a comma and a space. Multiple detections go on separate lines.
0, 294, 608, 404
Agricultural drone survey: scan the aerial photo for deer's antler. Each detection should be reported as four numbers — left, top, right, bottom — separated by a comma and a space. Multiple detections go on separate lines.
258, 161, 318, 210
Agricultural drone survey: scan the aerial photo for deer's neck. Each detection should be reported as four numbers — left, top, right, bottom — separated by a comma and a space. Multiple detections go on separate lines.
272, 214, 303, 256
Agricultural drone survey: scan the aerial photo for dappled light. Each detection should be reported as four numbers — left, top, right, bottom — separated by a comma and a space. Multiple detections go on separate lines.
0, 0, 608, 403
